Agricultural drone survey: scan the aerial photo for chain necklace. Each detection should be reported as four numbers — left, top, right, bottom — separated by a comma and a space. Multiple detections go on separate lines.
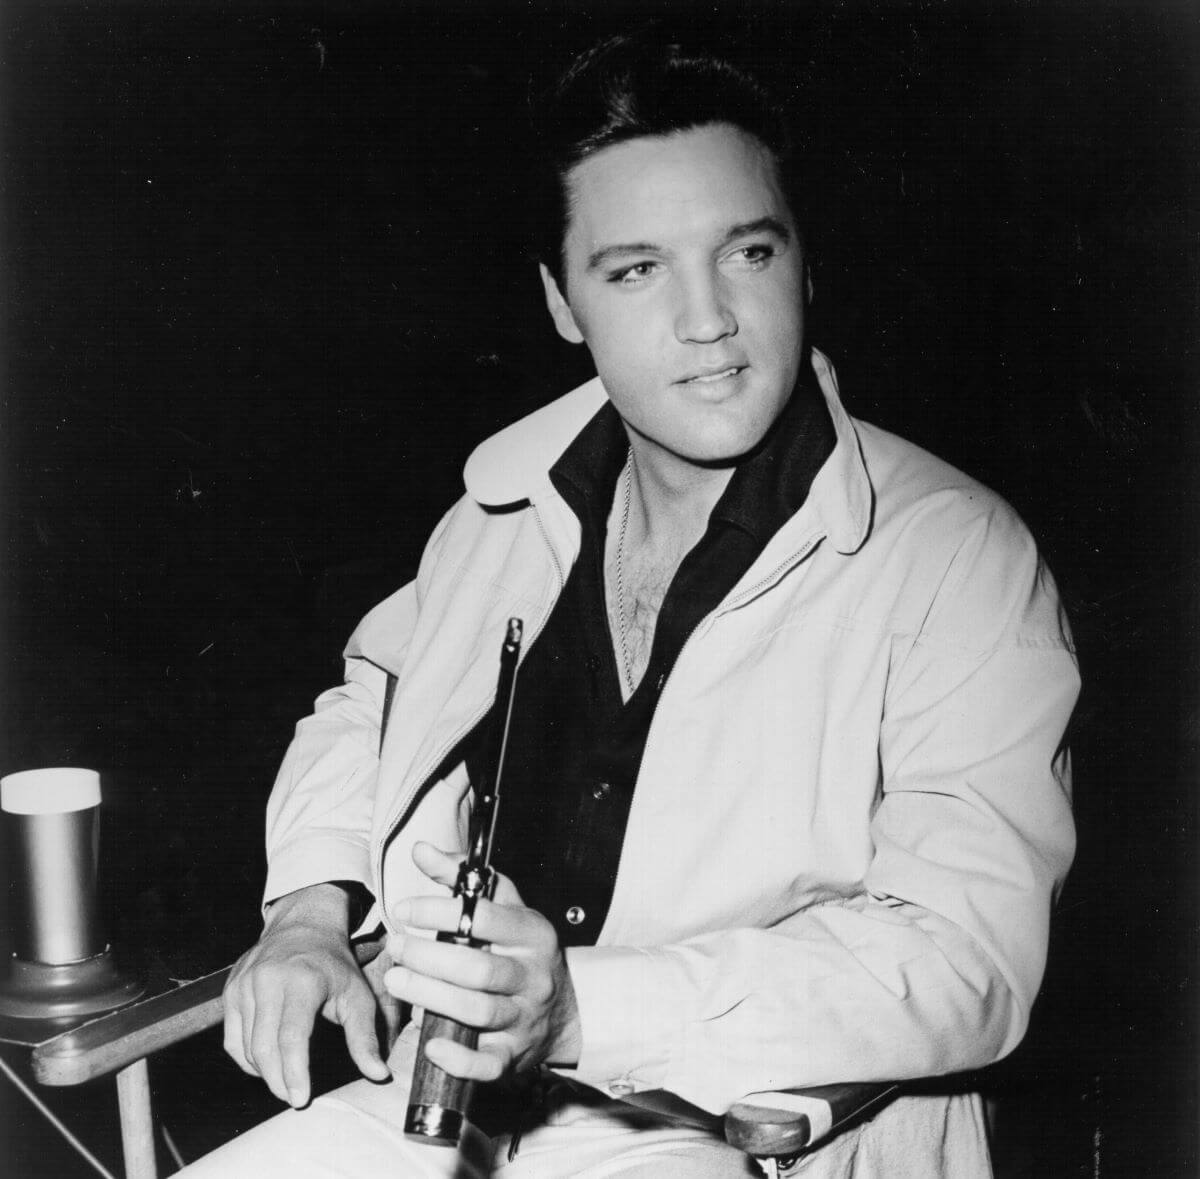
614, 456, 636, 696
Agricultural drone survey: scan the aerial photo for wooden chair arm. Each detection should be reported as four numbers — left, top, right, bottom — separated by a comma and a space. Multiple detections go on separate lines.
31, 956, 897, 1166
32, 966, 232, 1087
724, 1081, 899, 1158
29, 934, 386, 1088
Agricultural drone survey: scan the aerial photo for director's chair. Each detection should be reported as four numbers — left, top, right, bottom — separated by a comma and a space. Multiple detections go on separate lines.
29, 962, 897, 1178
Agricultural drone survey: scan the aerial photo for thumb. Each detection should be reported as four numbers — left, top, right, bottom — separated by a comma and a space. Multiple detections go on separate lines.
411, 841, 465, 888
412, 842, 526, 907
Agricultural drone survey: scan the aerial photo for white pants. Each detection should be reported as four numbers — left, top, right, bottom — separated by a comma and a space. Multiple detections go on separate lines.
178, 1029, 760, 1179
179, 1028, 992, 1178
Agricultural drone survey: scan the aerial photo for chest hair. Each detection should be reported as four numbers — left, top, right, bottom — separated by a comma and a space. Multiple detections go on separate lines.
604, 541, 687, 698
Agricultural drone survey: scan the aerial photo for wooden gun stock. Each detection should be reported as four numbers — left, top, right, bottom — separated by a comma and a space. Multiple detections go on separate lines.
404, 1009, 478, 1145
402, 927, 484, 1145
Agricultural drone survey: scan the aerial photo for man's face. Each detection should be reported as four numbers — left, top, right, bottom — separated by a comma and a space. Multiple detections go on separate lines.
541, 122, 807, 469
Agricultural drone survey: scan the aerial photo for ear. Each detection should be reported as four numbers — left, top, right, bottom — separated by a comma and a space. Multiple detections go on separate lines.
539, 263, 585, 345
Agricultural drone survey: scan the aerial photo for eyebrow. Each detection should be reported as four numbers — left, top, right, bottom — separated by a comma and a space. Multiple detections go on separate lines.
585, 216, 792, 273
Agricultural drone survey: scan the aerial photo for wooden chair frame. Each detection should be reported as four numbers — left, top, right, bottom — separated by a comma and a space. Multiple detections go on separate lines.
30, 965, 895, 1178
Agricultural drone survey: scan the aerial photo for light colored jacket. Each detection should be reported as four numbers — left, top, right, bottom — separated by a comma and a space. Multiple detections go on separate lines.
262, 351, 1077, 1166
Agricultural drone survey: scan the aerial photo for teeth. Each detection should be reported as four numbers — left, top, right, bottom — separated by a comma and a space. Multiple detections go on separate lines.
689, 368, 739, 383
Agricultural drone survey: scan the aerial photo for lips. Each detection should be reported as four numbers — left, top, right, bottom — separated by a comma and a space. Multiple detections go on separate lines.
678, 364, 747, 384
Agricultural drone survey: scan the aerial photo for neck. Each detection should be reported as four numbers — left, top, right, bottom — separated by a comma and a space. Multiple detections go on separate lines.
624, 434, 734, 551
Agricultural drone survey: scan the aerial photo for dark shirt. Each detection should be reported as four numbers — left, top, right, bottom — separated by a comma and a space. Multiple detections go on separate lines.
475, 374, 836, 947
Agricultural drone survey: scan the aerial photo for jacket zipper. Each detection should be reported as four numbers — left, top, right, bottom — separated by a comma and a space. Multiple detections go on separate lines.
532, 501, 567, 590
646, 533, 821, 710
375, 519, 817, 927
374, 504, 567, 930
716, 534, 823, 617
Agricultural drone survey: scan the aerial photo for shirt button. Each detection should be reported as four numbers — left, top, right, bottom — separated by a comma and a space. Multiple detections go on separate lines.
592, 781, 611, 800
609, 1079, 635, 1097
565, 905, 586, 926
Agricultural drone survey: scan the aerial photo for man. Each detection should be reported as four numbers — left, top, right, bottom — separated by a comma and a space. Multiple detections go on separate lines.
184, 33, 1077, 1178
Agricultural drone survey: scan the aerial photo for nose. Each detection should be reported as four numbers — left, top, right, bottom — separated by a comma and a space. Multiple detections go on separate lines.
674, 268, 737, 344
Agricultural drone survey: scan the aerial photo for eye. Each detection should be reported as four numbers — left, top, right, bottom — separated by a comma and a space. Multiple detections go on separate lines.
607, 260, 660, 286
728, 242, 776, 268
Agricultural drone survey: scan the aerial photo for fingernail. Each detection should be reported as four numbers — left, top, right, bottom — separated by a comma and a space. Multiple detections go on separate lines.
390, 900, 411, 924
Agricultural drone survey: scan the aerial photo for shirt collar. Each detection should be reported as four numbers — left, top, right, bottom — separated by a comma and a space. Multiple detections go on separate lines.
462, 348, 873, 555
547, 399, 627, 512
707, 370, 835, 543
534, 371, 834, 548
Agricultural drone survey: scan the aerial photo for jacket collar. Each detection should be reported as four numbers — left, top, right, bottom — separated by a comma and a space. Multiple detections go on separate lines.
807, 349, 873, 554
463, 378, 609, 508
462, 348, 872, 555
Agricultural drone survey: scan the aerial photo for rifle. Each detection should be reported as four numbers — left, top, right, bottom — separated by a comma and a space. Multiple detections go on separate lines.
403, 617, 523, 1146
397, 618, 899, 1156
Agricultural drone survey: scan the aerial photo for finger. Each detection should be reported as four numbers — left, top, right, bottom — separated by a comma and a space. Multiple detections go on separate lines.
423, 1034, 510, 1084
486, 866, 524, 908
238, 989, 262, 1077
392, 935, 523, 994
457, 898, 549, 950
383, 965, 518, 1032
410, 842, 526, 909
411, 841, 466, 888
338, 988, 391, 1084
391, 894, 465, 934
275, 991, 319, 1107
392, 895, 542, 950
248, 989, 294, 1105
385, 929, 406, 962
378, 986, 405, 1045
222, 992, 256, 1076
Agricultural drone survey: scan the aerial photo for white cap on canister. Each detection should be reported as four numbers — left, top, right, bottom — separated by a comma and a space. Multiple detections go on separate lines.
0, 768, 102, 815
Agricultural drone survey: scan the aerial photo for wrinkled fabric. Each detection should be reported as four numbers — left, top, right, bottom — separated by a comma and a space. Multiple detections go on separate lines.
179, 1024, 762, 1178
259, 350, 1077, 1176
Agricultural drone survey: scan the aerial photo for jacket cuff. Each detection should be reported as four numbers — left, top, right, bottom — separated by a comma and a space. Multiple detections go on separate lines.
561, 945, 690, 1098
262, 834, 373, 920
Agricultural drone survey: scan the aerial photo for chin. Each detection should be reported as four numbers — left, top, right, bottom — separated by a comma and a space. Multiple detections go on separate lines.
687, 411, 785, 464
666, 429, 773, 468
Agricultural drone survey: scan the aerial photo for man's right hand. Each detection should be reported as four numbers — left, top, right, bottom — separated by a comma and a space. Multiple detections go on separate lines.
222, 882, 391, 1108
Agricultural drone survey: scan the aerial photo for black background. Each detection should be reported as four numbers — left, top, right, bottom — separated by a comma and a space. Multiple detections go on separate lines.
1, 1, 1197, 1175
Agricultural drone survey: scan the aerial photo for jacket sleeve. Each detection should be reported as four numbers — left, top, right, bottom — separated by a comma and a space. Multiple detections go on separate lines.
261, 644, 397, 917
562, 506, 1079, 1114
261, 507, 458, 921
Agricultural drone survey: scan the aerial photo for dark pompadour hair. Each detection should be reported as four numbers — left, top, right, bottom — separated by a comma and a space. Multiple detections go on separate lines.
530, 32, 797, 288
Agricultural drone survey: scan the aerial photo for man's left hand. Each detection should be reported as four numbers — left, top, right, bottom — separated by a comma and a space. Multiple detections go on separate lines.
384, 841, 582, 1082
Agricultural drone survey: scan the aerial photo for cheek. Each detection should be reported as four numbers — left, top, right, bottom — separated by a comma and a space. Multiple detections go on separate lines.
740, 258, 804, 324
575, 301, 662, 366
749, 280, 805, 343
